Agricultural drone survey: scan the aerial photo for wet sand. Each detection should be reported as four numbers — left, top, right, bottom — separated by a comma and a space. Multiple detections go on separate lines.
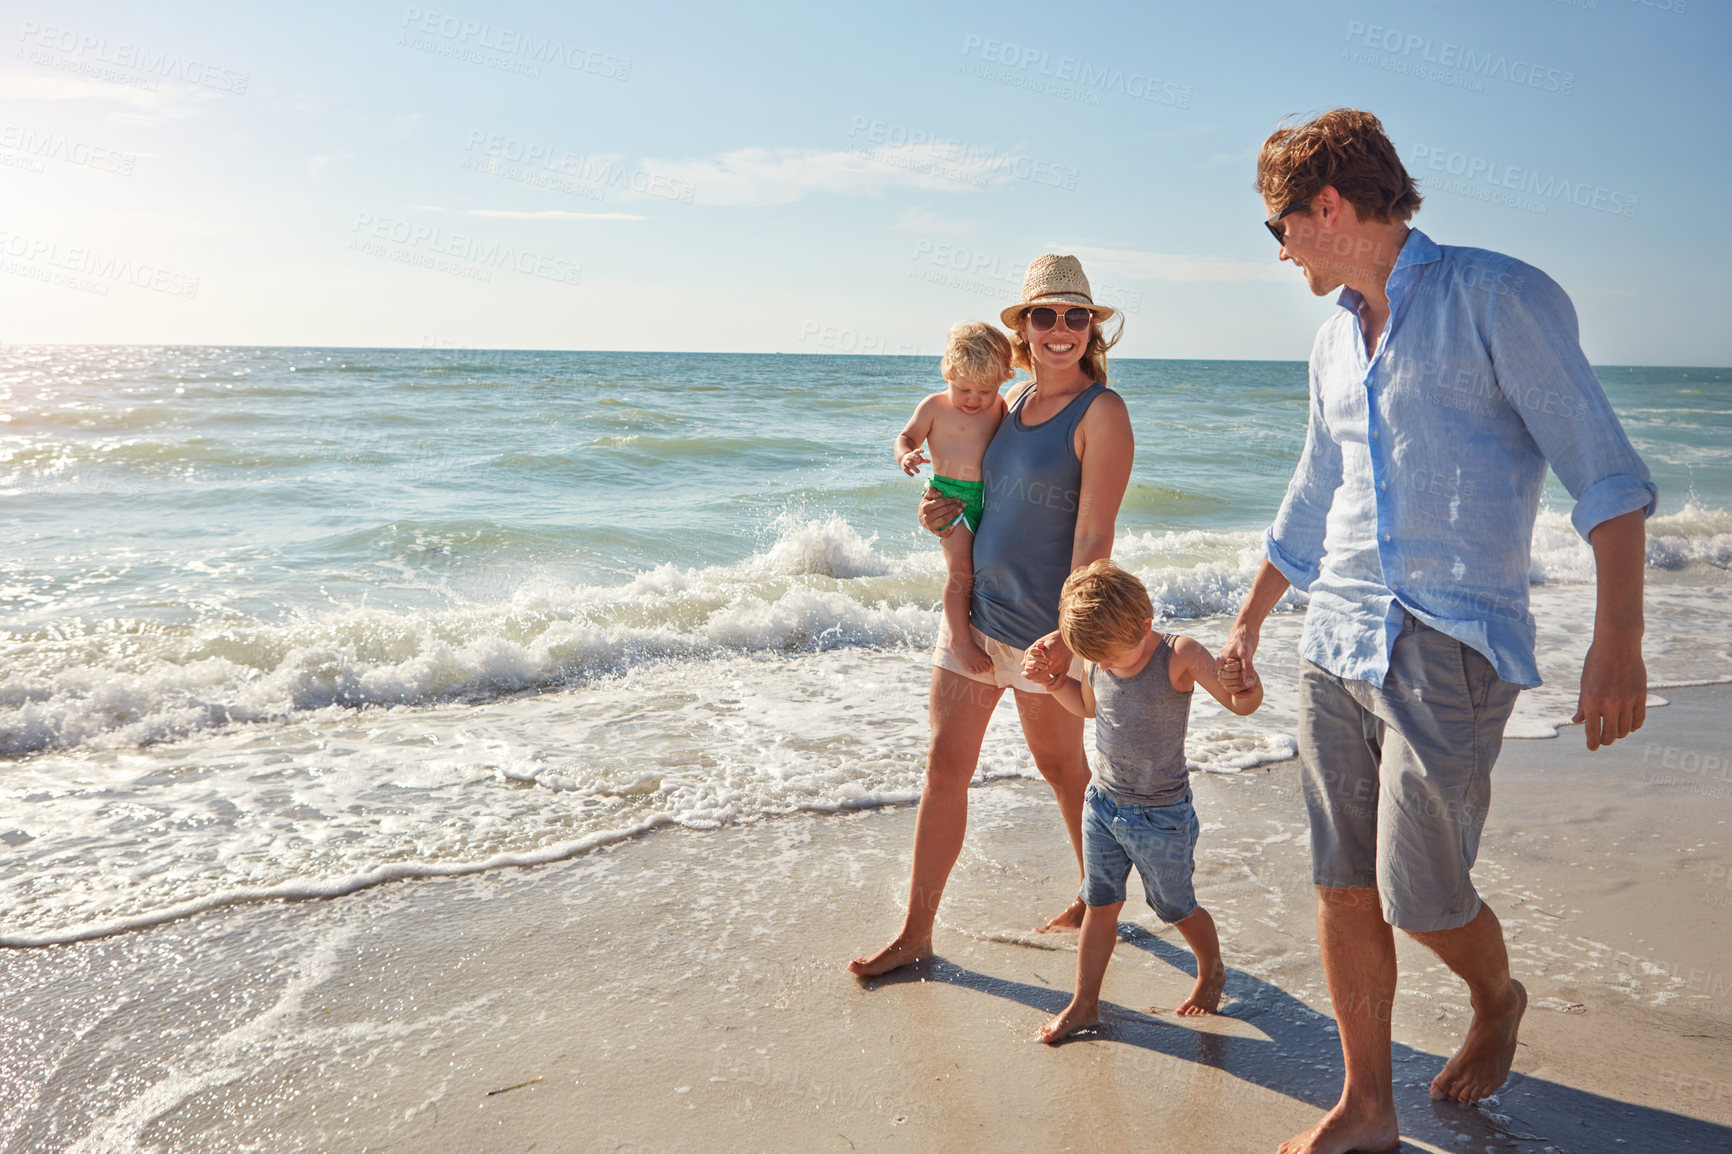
2, 686, 1729, 1153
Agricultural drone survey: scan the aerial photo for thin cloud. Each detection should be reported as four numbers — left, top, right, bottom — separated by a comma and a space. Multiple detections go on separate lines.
412, 207, 651, 220
462, 209, 647, 221
640, 143, 1031, 208
0, 68, 171, 115
893, 206, 982, 233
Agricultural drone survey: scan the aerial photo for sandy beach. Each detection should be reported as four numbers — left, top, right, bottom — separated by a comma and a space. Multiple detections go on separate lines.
4, 683, 1729, 1153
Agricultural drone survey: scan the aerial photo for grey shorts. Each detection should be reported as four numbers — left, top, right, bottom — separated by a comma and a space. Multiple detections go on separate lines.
1298, 615, 1521, 932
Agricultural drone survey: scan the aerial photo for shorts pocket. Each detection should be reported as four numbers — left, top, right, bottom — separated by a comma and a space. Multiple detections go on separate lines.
1456, 639, 1497, 713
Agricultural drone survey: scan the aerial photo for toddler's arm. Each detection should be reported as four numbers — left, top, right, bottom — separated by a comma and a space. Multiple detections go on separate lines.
895, 398, 937, 475
1171, 636, 1263, 716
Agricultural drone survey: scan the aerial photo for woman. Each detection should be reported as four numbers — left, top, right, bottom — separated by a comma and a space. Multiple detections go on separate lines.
850, 254, 1134, 976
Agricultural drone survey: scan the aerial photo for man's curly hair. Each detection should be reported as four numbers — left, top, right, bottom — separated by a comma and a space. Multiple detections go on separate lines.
1256, 108, 1422, 223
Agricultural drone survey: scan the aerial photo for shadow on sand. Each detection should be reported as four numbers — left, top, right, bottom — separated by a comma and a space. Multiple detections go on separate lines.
862, 923, 1731, 1153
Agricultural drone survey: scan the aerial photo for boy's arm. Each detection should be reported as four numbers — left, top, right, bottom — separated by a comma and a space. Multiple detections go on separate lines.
1173, 636, 1263, 716
1044, 663, 1094, 719
895, 397, 937, 475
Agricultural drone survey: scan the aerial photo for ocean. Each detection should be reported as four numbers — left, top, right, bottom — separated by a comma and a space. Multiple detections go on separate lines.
2, 347, 1728, 947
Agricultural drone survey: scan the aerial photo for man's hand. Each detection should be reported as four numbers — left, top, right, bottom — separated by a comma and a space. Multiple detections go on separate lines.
918, 486, 965, 538
1217, 625, 1261, 695
1577, 508, 1648, 751
1573, 635, 1646, 751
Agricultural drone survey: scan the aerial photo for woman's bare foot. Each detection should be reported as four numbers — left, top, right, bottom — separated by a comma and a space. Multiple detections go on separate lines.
1038, 999, 1099, 1044
1035, 896, 1086, 934
1430, 979, 1526, 1102
1275, 1094, 1399, 1154
1175, 959, 1226, 1016
948, 637, 994, 676
847, 935, 932, 978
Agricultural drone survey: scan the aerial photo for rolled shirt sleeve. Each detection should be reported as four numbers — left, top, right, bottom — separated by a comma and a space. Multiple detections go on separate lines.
1487, 262, 1658, 540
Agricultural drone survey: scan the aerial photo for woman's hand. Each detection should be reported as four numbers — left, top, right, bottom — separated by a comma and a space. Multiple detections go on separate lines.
918, 486, 965, 538
1021, 631, 1072, 683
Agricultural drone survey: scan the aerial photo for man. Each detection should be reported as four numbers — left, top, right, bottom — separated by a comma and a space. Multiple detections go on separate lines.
1218, 108, 1654, 1154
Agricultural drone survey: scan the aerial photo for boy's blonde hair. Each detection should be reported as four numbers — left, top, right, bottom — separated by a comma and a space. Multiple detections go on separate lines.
1058, 559, 1153, 661
941, 322, 1015, 385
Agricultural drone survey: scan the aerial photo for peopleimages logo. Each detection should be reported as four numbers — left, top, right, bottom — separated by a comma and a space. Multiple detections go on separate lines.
349, 212, 583, 286
959, 35, 1192, 108
1344, 21, 1575, 95
0, 227, 199, 297
463, 131, 695, 203
1410, 145, 1639, 218
399, 8, 631, 79
0, 123, 136, 175
16, 21, 249, 94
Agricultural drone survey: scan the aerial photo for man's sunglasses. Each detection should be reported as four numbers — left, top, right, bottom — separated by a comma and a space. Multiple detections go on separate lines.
1026, 306, 1093, 332
1265, 199, 1309, 244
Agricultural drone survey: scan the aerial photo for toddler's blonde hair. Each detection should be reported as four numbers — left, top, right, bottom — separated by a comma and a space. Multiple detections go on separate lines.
941, 322, 1015, 385
1058, 559, 1154, 662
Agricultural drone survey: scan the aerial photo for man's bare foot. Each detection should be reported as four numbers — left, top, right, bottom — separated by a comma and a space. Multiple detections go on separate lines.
847, 935, 931, 978
1176, 960, 1225, 1016
1038, 999, 1099, 1044
1275, 1095, 1399, 1154
947, 638, 993, 676
1035, 896, 1086, 934
1430, 978, 1526, 1102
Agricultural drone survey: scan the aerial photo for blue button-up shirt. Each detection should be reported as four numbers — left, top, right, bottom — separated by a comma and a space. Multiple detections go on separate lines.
1264, 228, 1656, 689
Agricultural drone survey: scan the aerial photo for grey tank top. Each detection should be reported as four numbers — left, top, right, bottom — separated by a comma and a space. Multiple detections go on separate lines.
1089, 634, 1193, 806
970, 381, 1109, 649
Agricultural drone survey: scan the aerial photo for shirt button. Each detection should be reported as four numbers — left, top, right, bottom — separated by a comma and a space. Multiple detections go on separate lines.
1382, 534, 1392, 542
1371, 429, 1380, 438
1378, 481, 1388, 491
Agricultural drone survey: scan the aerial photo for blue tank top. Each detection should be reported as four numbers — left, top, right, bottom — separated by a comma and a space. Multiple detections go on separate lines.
970, 381, 1109, 649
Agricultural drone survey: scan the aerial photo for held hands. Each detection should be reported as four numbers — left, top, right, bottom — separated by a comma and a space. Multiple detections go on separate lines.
899, 449, 929, 476
1217, 626, 1261, 695
1021, 632, 1072, 685
1573, 635, 1646, 751
918, 485, 964, 538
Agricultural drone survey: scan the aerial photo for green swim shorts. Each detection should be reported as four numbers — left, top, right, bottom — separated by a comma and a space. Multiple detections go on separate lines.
927, 474, 985, 534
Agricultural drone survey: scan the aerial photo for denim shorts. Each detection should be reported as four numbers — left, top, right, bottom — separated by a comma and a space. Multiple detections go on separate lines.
1298, 615, 1521, 932
1080, 782, 1199, 924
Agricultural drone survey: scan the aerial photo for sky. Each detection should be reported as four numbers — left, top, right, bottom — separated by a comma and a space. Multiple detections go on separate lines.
0, 0, 1726, 363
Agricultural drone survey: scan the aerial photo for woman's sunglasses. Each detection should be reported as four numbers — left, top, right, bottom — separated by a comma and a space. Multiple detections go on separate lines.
1026, 306, 1093, 332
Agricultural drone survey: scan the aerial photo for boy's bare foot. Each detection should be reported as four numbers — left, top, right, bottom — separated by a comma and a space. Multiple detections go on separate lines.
1275, 1095, 1399, 1154
1430, 979, 1526, 1102
1176, 961, 1226, 1016
1035, 896, 1086, 933
1038, 999, 1099, 1044
948, 638, 994, 676
847, 935, 932, 978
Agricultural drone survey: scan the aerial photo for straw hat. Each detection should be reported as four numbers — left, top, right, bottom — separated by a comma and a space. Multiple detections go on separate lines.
1000, 253, 1115, 328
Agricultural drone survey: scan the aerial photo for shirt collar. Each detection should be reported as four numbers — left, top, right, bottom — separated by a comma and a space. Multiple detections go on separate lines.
1334, 227, 1441, 317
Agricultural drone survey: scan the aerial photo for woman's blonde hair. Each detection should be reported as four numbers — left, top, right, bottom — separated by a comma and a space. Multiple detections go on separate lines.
1058, 559, 1153, 662
941, 322, 1015, 384
1007, 310, 1123, 385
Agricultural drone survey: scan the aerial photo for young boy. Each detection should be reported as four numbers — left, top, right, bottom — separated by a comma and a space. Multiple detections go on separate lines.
1023, 559, 1263, 1042
893, 322, 1016, 675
